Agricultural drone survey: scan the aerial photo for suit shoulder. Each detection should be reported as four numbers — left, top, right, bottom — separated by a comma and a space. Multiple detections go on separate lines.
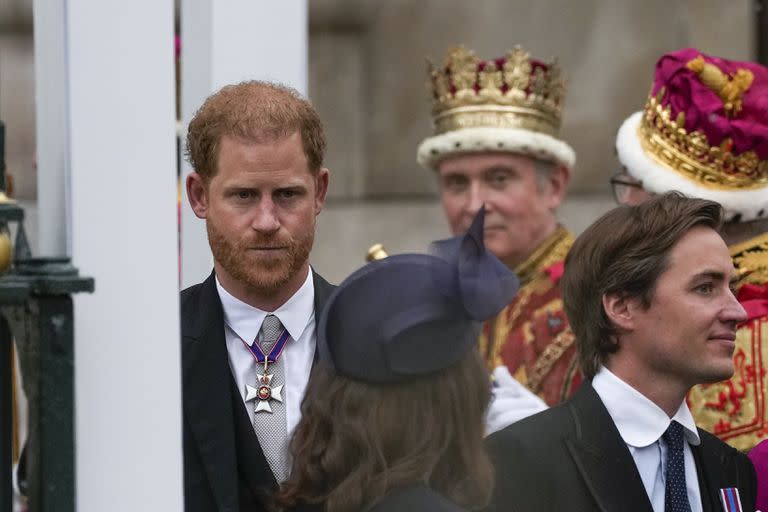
698, 429, 755, 467
312, 271, 336, 296
487, 401, 573, 448
312, 271, 334, 288
180, 281, 204, 308
698, 428, 737, 454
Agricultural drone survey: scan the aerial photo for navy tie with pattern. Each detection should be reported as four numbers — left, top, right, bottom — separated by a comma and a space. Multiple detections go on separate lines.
663, 421, 692, 512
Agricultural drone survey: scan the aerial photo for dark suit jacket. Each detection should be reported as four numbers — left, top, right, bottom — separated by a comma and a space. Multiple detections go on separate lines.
181, 270, 335, 512
485, 385, 757, 512
287, 485, 467, 512
366, 485, 467, 512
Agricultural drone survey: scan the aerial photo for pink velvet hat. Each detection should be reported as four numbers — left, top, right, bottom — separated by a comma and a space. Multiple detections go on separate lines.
616, 48, 768, 221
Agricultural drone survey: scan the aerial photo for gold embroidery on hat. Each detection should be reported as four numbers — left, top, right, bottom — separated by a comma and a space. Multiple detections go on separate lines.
637, 88, 768, 190
426, 45, 566, 136
685, 55, 754, 116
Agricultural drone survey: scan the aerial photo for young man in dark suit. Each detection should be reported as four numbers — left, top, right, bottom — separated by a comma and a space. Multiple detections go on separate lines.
486, 193, 757, 512
182, 81, 334, 512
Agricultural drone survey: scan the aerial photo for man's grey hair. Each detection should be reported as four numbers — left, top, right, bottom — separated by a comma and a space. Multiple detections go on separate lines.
532, 158, 557, 191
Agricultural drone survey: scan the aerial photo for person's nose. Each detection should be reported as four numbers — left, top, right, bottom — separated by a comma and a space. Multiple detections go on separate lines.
721, 289, 748, 325
250, 198, 281, 234
465, 181, 486, 217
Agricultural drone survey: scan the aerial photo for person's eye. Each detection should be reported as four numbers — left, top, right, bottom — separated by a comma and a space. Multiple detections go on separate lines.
278, 189, 300, 200
695, 283, 714, 294
442, 176, 468, 191
230, 190, 258, 203
489, 171, 508, 185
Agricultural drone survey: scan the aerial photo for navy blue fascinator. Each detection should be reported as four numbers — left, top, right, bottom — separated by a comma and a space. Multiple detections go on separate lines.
316, 207, 520, 384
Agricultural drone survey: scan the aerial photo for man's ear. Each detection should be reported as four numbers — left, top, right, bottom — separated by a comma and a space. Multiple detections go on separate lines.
546, 164, 570, 210
186, 172, 209, 219
602, 292, 635, 333
314, 167, 330, 215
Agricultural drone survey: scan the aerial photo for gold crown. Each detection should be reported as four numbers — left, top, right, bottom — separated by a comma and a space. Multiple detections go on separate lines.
426, 45, 566, 137
638, 88, 768, 190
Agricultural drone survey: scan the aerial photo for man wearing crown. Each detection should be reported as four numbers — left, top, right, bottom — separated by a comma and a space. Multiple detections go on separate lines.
417, 45, 581, 432
612, 48, 768, 452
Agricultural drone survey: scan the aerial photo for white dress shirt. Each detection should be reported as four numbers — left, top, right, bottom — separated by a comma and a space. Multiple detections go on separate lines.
592, 366, 703, 512
217, 270, 316, 437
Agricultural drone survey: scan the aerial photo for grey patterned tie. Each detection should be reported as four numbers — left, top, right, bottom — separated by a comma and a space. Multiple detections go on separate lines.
251, 314, 289, 481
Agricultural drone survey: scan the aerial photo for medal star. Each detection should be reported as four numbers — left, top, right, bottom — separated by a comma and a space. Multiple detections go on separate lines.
270, 384, 284, 403
255, 399, 273, 413
245, 384, 260, 402
245, 374, 274, 403
247, 377, 284, 414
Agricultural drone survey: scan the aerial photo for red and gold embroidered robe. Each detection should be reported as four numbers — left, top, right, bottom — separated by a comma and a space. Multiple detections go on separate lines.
479, 226, 583, 406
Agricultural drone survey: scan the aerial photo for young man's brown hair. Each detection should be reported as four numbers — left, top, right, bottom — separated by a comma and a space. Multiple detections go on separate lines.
185, 80, 326, 180
561, 192, 724, 379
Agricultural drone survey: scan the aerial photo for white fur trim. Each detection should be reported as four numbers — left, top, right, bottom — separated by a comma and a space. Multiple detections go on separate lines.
417, 126, 576, 170
616, 111, 768, 222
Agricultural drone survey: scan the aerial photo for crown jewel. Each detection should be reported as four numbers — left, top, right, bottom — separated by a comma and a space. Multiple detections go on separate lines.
427, 46, 566, 136
638, 87, 768, 190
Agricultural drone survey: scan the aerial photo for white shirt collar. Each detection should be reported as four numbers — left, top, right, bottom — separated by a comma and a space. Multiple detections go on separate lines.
215, 269, 315, 346
592, 366, 700, 448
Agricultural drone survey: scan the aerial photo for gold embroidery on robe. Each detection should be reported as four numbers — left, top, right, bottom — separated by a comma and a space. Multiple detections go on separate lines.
479, 226, 583, 406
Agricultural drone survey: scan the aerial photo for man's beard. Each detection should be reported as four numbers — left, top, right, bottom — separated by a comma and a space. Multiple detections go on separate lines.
206, 218, 314, 295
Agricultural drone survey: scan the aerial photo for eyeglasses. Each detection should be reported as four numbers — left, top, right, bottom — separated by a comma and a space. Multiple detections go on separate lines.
609, 172, 645, 204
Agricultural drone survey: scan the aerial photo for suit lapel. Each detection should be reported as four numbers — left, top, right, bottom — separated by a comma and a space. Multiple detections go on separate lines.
692, 439, 714, 512
311, 271, 335, 365
182, 273, 240, 511
564, 386, 654, 512
311, 270, 334, 325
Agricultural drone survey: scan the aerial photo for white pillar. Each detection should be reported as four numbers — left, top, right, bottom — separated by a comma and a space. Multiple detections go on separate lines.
33, 0, 183, 509
33, 0, 70, 257
179, 0, 308, 288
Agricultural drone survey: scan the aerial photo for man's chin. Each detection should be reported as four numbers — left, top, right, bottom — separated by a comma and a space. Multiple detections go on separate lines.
244, 273, 292, 295
215, 241, 311, 296
696, 363, 736, 385
483, 239, 505, 256
244, 262, 293, 291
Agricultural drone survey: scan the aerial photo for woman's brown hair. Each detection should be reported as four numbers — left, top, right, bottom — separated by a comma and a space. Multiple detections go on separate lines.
276, 351, 493, 512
